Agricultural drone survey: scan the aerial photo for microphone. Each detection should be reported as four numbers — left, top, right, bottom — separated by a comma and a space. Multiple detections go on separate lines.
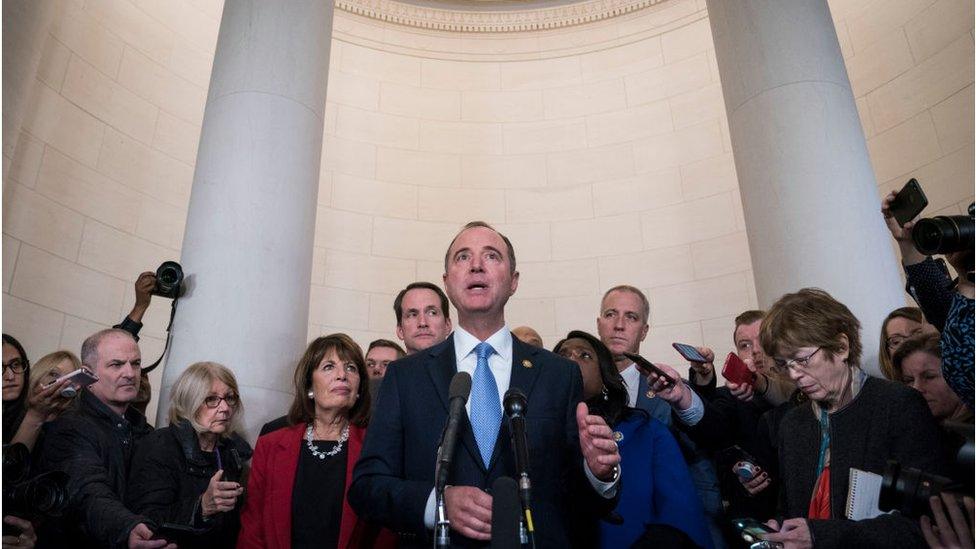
503, 388, 531, 500
436, 372, 472, 492
490, 476, 522, 549
504, 388, 535, 545
435, 372, 472, 548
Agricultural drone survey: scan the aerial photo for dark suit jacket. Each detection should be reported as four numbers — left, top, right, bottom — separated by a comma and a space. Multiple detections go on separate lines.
237, 424, 395, 549
349, 334, 612, 548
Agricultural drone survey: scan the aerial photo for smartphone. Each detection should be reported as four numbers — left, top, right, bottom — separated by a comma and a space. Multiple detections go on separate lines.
889, 178, 928, 226
45, 367, 99, 398
672, 342, 708, 363
721, 352, 756, 386
152, 522, 204, 543
623, 352, 676, 388
718, 445, 764, 480
731, 518, 777, 545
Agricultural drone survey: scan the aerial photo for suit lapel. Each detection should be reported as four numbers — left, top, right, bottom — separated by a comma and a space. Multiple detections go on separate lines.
272, 426, 303, 549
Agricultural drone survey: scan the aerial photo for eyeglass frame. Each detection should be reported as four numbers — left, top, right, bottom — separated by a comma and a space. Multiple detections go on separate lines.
203, 394, 240, 409
885, 329, 924, 352
2, 359, 26, 375
771, 347, 822, 373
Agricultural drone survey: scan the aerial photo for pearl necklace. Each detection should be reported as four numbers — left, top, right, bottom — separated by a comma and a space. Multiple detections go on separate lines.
305, 423, 349, 460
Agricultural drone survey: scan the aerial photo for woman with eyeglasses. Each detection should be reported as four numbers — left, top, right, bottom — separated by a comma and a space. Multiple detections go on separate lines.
127, 362, 252, 548
3, 334, 31, 444
757, 289, 944, 549
877, 306, 935, 382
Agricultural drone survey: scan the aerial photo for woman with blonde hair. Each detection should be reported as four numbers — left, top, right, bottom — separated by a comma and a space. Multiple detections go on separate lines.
127, 362, 252, 548
9, 350, 82, 451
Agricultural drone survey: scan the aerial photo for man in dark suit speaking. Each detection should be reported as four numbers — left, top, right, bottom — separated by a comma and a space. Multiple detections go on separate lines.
350, 221, 621, 547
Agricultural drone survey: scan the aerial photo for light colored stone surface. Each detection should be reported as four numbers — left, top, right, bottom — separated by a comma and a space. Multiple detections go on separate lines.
4, 0, 972, 422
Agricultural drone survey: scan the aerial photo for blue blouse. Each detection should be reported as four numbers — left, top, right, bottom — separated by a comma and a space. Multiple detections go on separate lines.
600, 412, 714, 549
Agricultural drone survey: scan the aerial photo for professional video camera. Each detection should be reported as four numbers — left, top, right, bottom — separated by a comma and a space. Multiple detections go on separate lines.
879, 422, 974, 518
2, 443, 70, 535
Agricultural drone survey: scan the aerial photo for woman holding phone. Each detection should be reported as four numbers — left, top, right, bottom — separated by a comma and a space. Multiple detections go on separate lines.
9, 350, 83, 451
127, 362, 252, 548
553, 330, 712, 548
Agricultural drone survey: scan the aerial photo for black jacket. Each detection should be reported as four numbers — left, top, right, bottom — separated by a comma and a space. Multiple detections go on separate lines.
126, 419, 252, 548
777, 376, 944, 548
35, 390, 153, 549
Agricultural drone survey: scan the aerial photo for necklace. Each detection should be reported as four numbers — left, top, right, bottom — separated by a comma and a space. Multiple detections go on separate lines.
305, 423, 349, 460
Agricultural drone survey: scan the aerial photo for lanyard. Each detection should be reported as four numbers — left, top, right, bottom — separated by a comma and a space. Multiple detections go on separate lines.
814, 406, 830, 477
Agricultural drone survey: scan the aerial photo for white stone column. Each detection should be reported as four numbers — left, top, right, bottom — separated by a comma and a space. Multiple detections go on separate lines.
705, 0, 905, 373
158, 0, 333, 436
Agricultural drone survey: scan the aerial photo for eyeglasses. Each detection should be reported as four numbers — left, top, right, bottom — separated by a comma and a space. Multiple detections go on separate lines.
772, 347, 821, 372
203, 394, 239, 409
886, 330, 923, 351
2, 359, 26, 375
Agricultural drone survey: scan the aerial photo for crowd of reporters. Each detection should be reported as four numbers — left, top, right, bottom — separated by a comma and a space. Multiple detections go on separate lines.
0, 194, 972, 549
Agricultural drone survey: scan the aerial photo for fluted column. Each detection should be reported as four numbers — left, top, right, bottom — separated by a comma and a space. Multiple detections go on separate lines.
158, 0, 333, 436
705, 0, 906, 373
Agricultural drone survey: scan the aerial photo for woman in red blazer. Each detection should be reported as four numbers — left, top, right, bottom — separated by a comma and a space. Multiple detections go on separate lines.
238, 334, 394, 549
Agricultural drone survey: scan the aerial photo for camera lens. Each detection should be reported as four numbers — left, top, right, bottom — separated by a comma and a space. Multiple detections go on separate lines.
153, 261, 184, 299
912, 215, 975, 255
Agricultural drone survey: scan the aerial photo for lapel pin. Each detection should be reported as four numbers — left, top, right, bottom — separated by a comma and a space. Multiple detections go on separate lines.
522, 359, 533, 369
613, 431, 624, 442
646, 389, 656, 399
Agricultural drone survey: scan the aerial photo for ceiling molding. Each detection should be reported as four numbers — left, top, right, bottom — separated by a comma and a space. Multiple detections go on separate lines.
335, 0, 667, 33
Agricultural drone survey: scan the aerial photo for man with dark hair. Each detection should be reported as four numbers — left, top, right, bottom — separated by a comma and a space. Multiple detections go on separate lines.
366, 339, 406, 379
352, 221, 621, 546
36, 329, 169, 549
393, 282, 452, 354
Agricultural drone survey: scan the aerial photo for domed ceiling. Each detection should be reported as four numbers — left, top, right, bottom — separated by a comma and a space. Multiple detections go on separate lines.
336, 0, 668, 32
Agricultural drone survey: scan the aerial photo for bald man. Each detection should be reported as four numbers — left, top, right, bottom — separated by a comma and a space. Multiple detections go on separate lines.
512, 325, 543, 348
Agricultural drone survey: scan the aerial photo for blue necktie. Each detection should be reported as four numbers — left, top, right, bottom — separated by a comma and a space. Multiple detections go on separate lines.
469, 342, 501, 467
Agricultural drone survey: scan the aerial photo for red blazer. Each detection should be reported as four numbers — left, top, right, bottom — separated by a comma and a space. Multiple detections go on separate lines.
237, 423, 395, 549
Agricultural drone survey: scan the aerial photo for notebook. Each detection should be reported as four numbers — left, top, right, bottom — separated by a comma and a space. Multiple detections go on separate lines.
845, 468, 885, 520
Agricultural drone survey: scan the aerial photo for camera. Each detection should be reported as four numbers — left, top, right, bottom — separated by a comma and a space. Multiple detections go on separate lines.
2, 443, 70, 534
153, 261, 184, 299
911, 202, 975, 255
878, 460, 958, 518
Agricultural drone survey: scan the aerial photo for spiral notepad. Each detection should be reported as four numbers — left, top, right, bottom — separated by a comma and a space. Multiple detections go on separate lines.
845, 468, 885, 520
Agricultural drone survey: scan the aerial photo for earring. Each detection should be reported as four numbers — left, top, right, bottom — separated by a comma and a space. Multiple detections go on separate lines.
307, 390, 314, 399
602, 387, 609, 401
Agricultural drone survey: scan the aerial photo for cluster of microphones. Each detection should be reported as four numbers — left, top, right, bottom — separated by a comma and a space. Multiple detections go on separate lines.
435, 372, 535, 548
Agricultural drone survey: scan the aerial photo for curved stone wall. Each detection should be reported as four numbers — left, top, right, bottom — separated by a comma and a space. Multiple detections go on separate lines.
2, 0, 972, 418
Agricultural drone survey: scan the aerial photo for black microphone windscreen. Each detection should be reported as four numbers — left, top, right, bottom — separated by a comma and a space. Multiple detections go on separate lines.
490, 476, 521, 549
449, 371, 472, 401
503, 387, 527, 417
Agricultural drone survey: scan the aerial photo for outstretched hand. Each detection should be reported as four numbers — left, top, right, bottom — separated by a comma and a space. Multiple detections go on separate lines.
576, 402, 620, 482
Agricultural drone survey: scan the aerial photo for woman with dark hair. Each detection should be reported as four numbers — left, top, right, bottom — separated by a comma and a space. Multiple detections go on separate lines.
553, 330, 711, 549
237, 334, 393, 549
3, 334, 31, 444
